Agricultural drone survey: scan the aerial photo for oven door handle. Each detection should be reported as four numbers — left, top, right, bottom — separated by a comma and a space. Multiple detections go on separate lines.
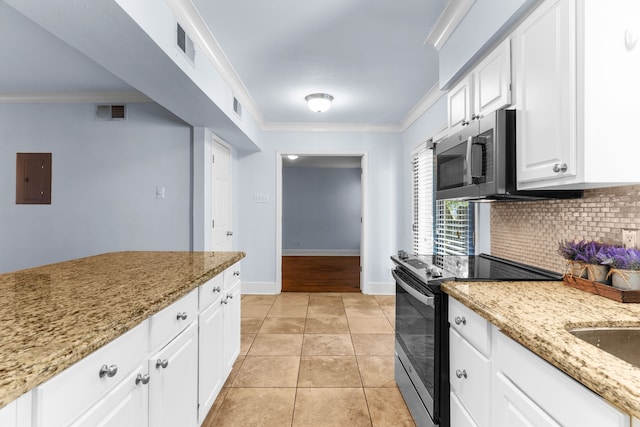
392, 270, 435, 308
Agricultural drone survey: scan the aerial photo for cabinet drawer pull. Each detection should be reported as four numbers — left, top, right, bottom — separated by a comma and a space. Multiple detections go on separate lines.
135, 373, 150, 385
156, 359, 169, 369
471, 113, 480, 120
553, 163, 568, 173
233, 270, 240, 277
454, 316, 466, 326
213, 286, 221, 293
456, 369, 468, 379
176, 312, 188, 321
99, 364, 118, 378
461, 119, 470, 126
227, 293, 234, 300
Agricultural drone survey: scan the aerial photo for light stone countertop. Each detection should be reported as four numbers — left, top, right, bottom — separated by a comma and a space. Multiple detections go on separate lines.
442, 280, 640, 419
0, 251, 245, 409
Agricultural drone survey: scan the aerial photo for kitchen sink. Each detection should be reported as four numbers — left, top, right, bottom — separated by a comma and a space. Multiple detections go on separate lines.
568, 327, 640, 368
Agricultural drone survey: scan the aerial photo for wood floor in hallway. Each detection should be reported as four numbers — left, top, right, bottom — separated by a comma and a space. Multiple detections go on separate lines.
202, 292, 415, 427
282, 256, 361, 292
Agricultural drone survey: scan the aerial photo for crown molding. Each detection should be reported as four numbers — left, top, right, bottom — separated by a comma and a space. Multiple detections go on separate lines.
400, 83, 446, 132
167, 0, 265, 127
262, 122, 401, 133
0, 90, 152, 103
425, 0, 476, 50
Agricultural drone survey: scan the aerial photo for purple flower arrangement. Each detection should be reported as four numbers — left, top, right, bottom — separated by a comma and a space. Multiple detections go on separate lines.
558, 240, 640, 270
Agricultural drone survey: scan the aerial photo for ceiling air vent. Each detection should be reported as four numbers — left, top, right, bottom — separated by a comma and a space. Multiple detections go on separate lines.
96, 104, 127, 121
233, 97, 242, 118
177, 23, 195, 63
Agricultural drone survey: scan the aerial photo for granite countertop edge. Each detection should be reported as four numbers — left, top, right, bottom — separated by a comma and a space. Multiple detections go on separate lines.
442, 280, 640, 420
0, 251, 245, 409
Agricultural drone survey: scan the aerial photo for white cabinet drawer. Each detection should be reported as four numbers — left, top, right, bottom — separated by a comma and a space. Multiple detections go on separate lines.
199, 273, 224, 310
149, 289, 197, 351
223, 262, 241, 288
493, 371, 560, 427
450, 328, 491, 427
69, 363, 148, 427
36, 320, 149, 427
493, 330, 629, 427
449, 297, 491, 356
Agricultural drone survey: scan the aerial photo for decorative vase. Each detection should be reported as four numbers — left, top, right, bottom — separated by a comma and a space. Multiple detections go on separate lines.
610, 269, 640, 290
586, 264, 610, 284
567, 261, 588, 278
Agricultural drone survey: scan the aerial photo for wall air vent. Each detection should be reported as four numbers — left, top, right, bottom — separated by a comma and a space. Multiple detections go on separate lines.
177, 23, 195, 63
96, 104, 127, 121
233, 97, 242, 118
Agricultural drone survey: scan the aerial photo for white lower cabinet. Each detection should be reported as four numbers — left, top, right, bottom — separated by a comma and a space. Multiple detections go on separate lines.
492, 330, 629, 427
9, 262, 242, 427
222, 279, 241, 376
197, 297, 225, 422
149, 321, 198, 427
493, 371, 560, 427
449, 296, 632, 427
0, 392, 32, 427
70, 364, 149, 427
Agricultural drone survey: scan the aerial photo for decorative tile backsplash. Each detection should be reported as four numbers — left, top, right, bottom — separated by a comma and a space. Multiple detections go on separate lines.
490, 185, 640, 274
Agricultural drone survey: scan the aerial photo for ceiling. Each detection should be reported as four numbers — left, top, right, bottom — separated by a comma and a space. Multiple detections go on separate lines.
1, 0, 447, 128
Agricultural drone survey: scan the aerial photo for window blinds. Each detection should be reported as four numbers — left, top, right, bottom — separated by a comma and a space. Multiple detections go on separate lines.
411, 143, 434, 255
434, 200, 475, 266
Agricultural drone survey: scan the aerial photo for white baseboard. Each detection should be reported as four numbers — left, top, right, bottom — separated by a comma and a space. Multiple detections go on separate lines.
241, 282, 280, 295
282, 249, 360, 256
362, 282, 395, 295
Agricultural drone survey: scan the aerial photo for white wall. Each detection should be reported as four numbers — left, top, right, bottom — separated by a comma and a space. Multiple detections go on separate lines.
0, 102, 192, 273
237, 132, 402, 293
283, 167, 361, 252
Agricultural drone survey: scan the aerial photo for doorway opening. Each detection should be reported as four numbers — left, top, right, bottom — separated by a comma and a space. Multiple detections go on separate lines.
276, 153, 367, 293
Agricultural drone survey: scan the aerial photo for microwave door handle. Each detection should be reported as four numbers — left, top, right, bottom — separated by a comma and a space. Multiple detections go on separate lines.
464, 135, 473, 185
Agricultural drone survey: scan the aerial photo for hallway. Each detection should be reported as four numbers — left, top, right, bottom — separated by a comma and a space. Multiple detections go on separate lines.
202, 292, 415, 426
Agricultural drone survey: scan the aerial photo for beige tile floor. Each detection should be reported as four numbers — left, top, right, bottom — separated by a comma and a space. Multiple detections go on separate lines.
203, 292, 416, 427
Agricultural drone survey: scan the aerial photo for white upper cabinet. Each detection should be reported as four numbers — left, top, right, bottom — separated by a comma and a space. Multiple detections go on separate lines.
513, 0, 577, 185
448, 75, 472, 134
448, 39, 512, 135
474, 39, 512, 119
515, 0, 640, 189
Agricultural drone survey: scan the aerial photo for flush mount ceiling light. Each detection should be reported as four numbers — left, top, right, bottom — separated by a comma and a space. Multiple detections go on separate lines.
287, 155, 299, 160
305, 93, 334, 113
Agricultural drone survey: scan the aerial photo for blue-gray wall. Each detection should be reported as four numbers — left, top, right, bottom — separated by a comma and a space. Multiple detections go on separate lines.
283, 167, 361, 252
0, 102, 192, 273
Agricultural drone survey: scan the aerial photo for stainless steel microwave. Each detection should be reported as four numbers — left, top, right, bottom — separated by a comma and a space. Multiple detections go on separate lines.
435, 109, 582, 201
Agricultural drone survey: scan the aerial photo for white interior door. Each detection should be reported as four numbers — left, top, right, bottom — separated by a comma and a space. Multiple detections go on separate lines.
212, 140, 232, 251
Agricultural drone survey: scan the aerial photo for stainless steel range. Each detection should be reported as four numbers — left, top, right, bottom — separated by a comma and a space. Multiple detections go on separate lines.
391, 253, 562, 427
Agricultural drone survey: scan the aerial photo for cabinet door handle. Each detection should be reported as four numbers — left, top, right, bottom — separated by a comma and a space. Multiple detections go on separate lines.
233, 271, 240, 277
135, 373, 150, 385
176, 312, 188, 321
156, 359, 169, 369
461, 119, 470, 126
226, 231, 234, 236
553, 163, 568, 173
456, 369, 468, 379
99, 364, 118, 378
221, 297, 228, 305
213, 286, 221, 293
454, 316, 466, 326
471, 113, 480, 120
227, 293, 234, 300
